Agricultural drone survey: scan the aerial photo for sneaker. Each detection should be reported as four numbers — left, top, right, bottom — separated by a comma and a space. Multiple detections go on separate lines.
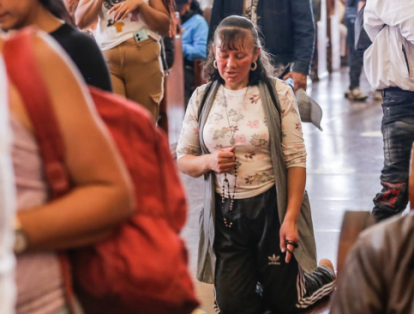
347, 87, 368, 101
344, 89, 350, 98
373, 90, 382, 101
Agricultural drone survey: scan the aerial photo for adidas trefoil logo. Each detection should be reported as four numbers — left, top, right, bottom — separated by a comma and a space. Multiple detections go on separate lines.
268, 254, 281, 265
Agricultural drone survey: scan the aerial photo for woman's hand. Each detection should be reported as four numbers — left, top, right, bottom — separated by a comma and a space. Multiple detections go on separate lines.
279, 219, 299, 264
209, 146, 235, 174
108, 0, 144, 21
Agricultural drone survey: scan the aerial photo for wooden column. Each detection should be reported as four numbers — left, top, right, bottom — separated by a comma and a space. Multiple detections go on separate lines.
158, 13, 186, 147
327, 0, 341, 72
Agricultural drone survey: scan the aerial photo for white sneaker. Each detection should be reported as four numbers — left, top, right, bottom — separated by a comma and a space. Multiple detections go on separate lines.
346, 87, 368, 101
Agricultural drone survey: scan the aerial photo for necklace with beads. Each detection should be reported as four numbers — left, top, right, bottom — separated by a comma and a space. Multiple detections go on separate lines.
221, 85, 249, 228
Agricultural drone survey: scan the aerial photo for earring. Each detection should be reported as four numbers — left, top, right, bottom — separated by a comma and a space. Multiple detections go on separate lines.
214, 60, 218, 69
250, 62, 257, 71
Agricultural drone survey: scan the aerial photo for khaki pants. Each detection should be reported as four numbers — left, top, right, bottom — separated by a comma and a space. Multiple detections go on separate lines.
103, 38, 164, 122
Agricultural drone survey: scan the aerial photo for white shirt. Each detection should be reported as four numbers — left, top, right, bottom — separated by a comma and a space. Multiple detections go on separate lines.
94, 0, 160, 51
0, 56, 16, 314
177, 80, 306, 199
363, 0, 414, 90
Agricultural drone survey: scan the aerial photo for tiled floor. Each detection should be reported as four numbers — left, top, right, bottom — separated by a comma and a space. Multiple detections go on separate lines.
179, 68, 392, 313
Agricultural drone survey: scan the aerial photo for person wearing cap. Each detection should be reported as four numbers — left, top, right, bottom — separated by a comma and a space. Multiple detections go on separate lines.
177, 15, 336, 314
176, 0, 209, 106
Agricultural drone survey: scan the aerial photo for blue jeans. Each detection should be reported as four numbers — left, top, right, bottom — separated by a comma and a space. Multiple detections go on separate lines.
373, 88, 414, 221
345, 17, 364, 89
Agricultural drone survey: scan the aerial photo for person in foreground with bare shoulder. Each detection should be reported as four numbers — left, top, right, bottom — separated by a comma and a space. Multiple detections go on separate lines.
0, 0, 113, 92
177, 16, 336, 314
2, 30, 134, 314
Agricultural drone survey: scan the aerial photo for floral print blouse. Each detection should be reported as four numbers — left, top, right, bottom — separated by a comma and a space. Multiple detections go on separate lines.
177, 80, 306, 199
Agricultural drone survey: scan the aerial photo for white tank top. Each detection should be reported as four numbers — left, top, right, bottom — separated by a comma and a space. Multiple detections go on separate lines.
0, 55, 17, 314
95, 0, 161, 51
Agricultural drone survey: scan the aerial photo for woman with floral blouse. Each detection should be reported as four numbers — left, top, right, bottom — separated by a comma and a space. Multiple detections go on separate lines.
177, 16, 336, 314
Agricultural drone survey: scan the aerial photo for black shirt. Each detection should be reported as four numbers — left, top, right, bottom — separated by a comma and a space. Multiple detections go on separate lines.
50, 23, 112, 92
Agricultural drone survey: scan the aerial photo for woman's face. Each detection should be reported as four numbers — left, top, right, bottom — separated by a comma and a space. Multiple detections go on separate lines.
0, 0, 36, 31
213, 33, 260, 90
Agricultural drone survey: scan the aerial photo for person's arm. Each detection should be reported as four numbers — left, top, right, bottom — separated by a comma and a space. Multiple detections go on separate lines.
364, 0, 414, 44
178, 148, 235, 178
183, 17, 209, 61
75, 0, 103, 29
64, 0, 80, 17
357, 0, 366, 12
176, 85, 235, 177
8, 33, 134, 251
276, 81, 307, 263
284, 0, 315, 91
371, 0, 414, 44
108, 0, 170, 35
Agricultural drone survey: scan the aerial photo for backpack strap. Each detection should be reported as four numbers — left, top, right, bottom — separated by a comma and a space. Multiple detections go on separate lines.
264, 78, 282, 120
197, 81, 213, 123
3, 28, 75, 313
3, 28, 70, 198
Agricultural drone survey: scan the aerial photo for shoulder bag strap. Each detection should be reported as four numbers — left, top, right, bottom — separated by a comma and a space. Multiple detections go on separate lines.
264, 78, 282, 122
3, 28, 70, 199
197, 81, 213, 123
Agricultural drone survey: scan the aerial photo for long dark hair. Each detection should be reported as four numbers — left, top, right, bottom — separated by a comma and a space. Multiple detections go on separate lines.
204, 16, 274, 86
162, 0, 176, 36
39, 0, 76, 27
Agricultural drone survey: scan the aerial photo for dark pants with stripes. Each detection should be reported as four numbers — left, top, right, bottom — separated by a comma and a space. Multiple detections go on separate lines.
213, 187, 335, 314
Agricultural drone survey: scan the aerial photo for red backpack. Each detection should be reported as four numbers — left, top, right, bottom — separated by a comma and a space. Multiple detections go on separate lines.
4, 29, 198, 314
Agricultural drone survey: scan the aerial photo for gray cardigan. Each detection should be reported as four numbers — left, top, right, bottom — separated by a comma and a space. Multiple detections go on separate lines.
196, 78, 317, 284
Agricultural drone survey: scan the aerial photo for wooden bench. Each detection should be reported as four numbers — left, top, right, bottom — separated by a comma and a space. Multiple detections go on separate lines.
336, 143, 414, 279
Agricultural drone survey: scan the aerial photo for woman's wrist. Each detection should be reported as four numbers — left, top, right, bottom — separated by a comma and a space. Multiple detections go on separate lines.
132, 0, 144, 10
203, 154, 212, 173
283, 210, 299, 224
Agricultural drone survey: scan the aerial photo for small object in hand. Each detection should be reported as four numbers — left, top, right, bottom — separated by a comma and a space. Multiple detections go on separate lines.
285, 240, 298, 254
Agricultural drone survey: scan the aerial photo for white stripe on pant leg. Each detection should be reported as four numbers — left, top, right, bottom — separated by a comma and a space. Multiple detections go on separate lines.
295, 266, 336, 308
296, 279, 337, 308
296, 266, 306, 302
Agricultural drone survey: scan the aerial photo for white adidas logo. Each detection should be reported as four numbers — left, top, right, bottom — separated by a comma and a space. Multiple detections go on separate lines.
268, 254, 281, 265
